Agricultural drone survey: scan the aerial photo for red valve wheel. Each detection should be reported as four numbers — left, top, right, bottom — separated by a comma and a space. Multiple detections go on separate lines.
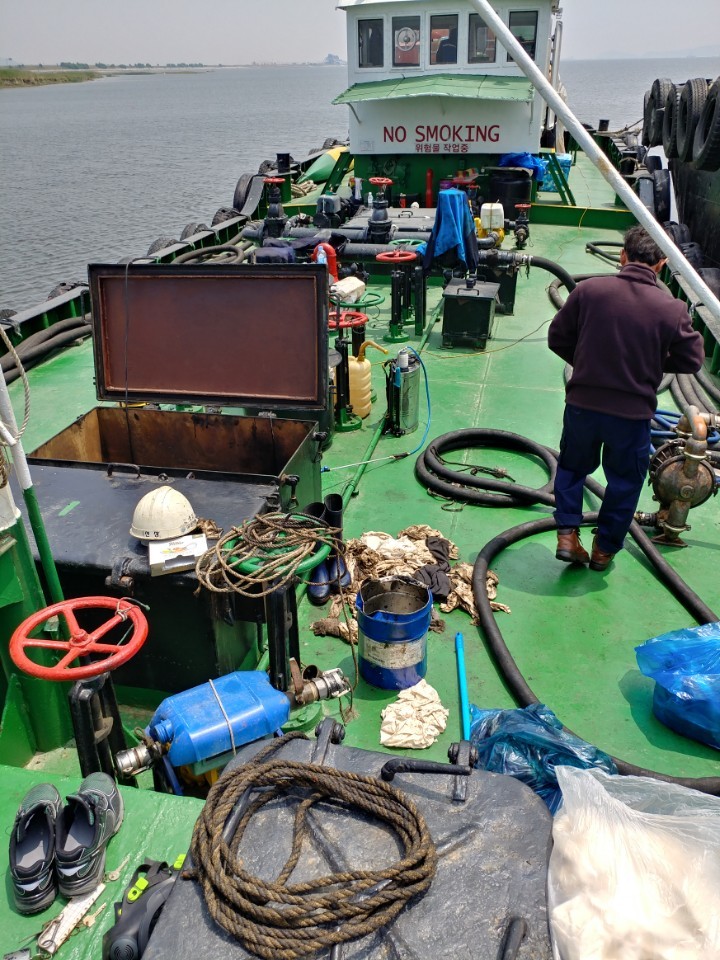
10, 597, 149, 682
515, 202, 531, 210
328, 310, 369, 330
375, 250, 418, 263
368, 177, 393, 187
264, 177, 284, 185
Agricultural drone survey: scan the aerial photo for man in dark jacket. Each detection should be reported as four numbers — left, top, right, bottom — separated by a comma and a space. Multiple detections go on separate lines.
548, 225, 705, 570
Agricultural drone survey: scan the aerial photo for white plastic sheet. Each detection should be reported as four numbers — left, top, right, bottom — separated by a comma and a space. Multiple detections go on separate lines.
549, 766, 720, 960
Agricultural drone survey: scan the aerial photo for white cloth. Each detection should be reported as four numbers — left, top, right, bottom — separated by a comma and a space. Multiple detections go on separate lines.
379, 679, 449, 749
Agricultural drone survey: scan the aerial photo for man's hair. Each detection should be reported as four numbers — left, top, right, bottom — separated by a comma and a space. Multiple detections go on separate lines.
623, 225, 665, 266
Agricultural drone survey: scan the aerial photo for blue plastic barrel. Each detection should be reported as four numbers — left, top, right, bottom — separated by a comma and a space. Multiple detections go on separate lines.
148, 670, 290, 767
356, 576, 433, 690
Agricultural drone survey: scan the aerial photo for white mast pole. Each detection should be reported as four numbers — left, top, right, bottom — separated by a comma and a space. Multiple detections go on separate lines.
469, 0, 720, 322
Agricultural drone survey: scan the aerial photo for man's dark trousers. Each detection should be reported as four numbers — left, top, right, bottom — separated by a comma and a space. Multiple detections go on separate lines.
554, 404, 651, 555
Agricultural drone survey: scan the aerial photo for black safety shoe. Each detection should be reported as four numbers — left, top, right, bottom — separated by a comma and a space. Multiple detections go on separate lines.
9, 782, 62, 915
55, 772, 124, 898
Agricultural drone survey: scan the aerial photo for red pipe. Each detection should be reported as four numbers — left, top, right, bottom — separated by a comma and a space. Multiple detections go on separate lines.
425, 168, 434, 208
313, 242, 338, 282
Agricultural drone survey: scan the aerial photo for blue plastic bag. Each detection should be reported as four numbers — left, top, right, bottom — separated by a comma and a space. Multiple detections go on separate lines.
470, 702, 616, 813
498, 152, 546, 181
635, 622, 720, 749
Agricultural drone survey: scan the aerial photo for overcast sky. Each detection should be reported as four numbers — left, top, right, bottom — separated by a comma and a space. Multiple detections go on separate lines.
1, 0, 718, 65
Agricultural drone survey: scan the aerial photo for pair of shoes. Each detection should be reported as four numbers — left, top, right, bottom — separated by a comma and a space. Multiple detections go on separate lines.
590, 536, 615, 571
555, 527, 590, 564
304, 494, 351, 605
9, 773, 124, 915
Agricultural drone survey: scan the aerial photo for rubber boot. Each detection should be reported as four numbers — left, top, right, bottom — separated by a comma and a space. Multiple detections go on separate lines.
323, 493, 351, 592
302, 501, 332, 606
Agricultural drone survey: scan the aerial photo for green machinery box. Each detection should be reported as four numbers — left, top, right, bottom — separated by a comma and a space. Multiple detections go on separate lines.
441, 280, 500, 349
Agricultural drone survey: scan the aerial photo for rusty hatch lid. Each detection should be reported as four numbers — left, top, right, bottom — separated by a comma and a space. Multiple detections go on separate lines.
88, 262, 329, 409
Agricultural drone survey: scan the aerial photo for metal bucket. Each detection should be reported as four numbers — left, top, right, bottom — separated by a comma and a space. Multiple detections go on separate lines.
356, 576, 433, 690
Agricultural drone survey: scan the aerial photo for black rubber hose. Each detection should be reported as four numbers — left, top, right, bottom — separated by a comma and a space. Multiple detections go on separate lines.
172, 243, 249, 264
696, 366, 720, 405
1, 326, 92, 382
676, 372, 714, 413
585, 240, 623, 264
678, 372, 719, 414
414, 427, 720, 793
547, 273, 613, 312
415, 429, 556, 506
1, 316, 90, 368
526, 256, 577, 292
471, 515, 720, 794
669, 375, 688, 411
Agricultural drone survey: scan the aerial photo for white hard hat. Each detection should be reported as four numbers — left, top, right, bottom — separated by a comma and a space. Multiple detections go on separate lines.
130, 486, 197, 541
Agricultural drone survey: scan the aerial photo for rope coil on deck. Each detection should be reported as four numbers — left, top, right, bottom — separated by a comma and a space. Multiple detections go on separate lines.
195, 512, 341, 597
186, 735, 437, 959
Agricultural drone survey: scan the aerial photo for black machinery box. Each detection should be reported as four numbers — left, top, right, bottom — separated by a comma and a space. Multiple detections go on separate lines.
26, 262, 329, 692
441, 279, 500, 349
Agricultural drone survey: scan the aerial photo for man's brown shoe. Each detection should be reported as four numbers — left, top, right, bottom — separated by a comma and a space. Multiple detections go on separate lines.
590, 537, 615, 571
556, 528, 590, 564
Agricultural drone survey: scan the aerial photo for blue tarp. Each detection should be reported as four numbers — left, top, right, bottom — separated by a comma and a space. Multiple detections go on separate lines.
422, 188, 478, 274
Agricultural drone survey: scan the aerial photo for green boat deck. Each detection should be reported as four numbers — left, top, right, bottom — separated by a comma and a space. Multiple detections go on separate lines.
2, 150, 719, 956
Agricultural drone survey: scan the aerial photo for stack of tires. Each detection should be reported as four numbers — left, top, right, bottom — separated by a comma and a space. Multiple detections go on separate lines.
644, 75, 720, 172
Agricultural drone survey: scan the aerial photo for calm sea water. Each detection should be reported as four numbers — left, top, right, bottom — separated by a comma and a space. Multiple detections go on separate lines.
1, 58, 719, 311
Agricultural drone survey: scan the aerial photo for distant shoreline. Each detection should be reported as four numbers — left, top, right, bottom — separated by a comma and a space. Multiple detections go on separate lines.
0, 62, 347, 89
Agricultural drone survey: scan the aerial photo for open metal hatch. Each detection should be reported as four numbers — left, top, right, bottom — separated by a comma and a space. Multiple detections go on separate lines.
88, 262, 329, 409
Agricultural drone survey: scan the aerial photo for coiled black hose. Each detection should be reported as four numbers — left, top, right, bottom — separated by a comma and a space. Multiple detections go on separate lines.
677, 372, 718, 415
1, 318, 92, 384
416, 429, 556, 506
416, 427, 720, 794
696, 365, 720, 405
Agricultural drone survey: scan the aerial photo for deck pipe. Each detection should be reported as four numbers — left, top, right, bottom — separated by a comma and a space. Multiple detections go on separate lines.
415, 427, 720, 793
0, 374, 64, 605
469, 0, 720, 326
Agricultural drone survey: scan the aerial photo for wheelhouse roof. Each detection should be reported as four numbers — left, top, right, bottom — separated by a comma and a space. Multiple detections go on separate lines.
333, 73, 534, 104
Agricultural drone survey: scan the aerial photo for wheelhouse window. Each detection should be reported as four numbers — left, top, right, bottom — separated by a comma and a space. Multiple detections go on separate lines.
393, 16, 421, 67
430, 15, 458, 65
359, 19, 384, 68
507, 11, 538, 61
468, 13, 496, 64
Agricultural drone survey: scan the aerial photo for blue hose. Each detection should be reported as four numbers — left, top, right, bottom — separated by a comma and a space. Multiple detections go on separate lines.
455, 631, 471, 740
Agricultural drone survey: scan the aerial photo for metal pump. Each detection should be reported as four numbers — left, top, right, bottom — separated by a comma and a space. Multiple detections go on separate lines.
637, 406, 719, 546
384, 347, 422, 436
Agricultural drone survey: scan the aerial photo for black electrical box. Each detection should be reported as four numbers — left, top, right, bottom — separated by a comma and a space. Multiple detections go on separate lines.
441, 279, 499, 349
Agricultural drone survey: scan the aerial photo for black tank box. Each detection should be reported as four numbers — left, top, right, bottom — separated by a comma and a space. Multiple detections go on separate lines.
441, 279, 500, 349
25, 263, 329, 694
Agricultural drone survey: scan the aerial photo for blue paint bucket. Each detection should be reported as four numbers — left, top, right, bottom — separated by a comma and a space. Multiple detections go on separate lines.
356, 576, 433, 690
